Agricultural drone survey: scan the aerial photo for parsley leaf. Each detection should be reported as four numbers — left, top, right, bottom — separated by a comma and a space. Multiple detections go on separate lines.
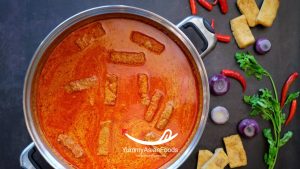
284, 92, 300, 106
235, 52, 268, 80
279, 131, 293, 147
243, 89, 278, 121
235, 52, 298, 169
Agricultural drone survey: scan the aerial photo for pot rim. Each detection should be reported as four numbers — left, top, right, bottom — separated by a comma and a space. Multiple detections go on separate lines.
23, 5, 211, 169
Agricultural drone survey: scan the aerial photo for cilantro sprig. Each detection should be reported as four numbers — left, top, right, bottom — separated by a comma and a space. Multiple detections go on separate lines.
235, 52, 299, 169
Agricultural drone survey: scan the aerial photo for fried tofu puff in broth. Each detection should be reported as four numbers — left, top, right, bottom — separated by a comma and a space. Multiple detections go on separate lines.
36, 18, 201, 169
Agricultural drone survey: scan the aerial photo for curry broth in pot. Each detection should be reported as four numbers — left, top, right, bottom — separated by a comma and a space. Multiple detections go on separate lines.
36, 17, 202, 168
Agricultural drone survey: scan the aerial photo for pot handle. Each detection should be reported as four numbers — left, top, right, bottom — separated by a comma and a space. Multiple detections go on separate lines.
177, 16, 216, 58
20, 142, 37, 169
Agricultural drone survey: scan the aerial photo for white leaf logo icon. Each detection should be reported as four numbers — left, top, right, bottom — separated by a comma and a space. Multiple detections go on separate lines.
124, 129, 178, 145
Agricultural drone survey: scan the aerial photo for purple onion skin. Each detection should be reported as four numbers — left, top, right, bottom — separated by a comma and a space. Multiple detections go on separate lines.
255, 38, 271, 55
238, 119, 260, 138
209, 74, 230, 96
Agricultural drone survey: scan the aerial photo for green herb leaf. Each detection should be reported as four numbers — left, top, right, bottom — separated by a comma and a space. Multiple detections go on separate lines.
263, 128, 274, 143
264, 145, 277, 166
243, 89, 277, 121
243, 95, 251, 103
284, 92, 300, 106
236, 52, 295, 169
280, 114, 286, 125
235, 52, 268, 80
279, 131, 293, 147
263, 128, 275, 165
250, 109, 260, 117
263, 129, 277, 166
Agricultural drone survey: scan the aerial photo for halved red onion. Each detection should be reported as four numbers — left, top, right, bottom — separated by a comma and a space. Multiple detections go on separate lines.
210, 106, 229, 124
255, 38, 271, 55
209, 74, 230, 96
238, 118, 260, 138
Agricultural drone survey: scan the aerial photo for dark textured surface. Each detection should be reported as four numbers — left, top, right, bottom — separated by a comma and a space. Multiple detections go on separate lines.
0, 0, 299, 169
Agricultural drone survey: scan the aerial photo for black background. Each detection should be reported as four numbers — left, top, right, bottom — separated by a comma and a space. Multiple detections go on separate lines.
0, 0, 299, 169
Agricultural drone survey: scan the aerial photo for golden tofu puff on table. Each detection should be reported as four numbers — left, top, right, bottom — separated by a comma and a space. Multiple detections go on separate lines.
223, 134, 247, 168
197, 134, 248, 168
232, 0, 280, 48
201, 148, 229, 169
237, 0, 259, 27
230, 15, 255, 49
196, 150, 213, 169
256, 0, 280, 27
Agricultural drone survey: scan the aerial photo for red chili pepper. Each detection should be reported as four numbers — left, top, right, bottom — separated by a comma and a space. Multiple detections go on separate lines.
198, 0, 213, 11
280, 72, 299, 107
285, 100, 297, 126
216, 33, 231, 43
221, 69, 247, 92
211, 19, 215, 29
189, 0, 197, 15
218, 0, 228, 14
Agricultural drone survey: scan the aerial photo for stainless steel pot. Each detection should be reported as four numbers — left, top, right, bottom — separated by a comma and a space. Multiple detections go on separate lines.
21, 5, 216, 169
